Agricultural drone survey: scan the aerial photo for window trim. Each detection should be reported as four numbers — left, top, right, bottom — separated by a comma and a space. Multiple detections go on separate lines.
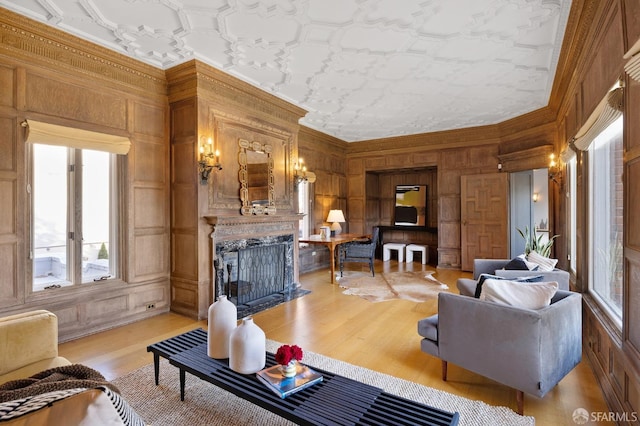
27, 143, 122, 294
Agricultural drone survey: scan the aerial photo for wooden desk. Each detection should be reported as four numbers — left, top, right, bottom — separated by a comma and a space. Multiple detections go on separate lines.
299, 233, 369, 283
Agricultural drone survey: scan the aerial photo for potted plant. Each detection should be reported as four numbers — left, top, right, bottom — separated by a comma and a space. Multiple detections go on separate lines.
517, 226, 559, 258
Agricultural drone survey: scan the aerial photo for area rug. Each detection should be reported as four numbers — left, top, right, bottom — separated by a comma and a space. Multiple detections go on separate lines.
338, 270, 450, 302
112, 340, 534, 426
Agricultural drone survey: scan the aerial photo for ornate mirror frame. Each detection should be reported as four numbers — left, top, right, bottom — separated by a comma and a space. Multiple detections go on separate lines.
238, 138, 276, 215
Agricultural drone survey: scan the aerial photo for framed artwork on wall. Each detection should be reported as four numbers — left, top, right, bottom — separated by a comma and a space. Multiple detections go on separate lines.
394, 185, 427, 227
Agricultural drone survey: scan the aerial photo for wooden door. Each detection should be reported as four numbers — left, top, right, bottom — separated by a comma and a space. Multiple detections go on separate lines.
461, 173, 509, 271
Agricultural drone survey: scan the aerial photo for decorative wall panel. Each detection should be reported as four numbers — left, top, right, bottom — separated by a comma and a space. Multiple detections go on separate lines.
0, 117, 15, 171
134, 188, 165, 228
25, 72, 128, 130
0, 181, 15, 235
0, 243, 17, 303
171, 233, 197, 279
134, 234, 167, 278
134, 139, 166, 183
134, 103, 165, 138
0, 66, 14, 107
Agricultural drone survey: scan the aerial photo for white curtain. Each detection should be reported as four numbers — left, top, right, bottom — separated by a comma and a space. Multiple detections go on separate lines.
573, 86, 623, 151
24, 120, 131, 155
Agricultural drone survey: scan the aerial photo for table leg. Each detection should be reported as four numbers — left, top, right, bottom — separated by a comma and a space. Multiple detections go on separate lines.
329, 245, 336, 284
153, 353, 160, 385
179, 368, 186, 401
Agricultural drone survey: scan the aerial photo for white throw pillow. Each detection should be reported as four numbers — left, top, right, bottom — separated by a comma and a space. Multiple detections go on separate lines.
480, 279, 559, 310
526, 251, 558, 272
517, 253, 540, 271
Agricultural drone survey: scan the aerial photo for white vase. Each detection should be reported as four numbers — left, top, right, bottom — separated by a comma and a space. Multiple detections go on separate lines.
207, 295, 237, 359
282, 360, 297, 378
229, 316, 266, 374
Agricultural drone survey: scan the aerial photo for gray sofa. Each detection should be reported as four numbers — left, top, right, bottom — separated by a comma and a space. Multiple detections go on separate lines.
457, 258, 570, 297
418, 289, 582, 414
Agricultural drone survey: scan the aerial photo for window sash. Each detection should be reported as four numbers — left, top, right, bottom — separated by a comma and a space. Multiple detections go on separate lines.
31, 144, 117, 291
588, 117, 623, 324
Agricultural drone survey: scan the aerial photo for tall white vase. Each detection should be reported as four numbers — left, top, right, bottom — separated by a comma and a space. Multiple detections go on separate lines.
207, 295, 237, 359
229, 316, 266, 374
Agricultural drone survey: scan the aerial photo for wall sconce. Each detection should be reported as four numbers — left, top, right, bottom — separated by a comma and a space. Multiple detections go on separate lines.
532, 192, 539, 203
548, 153, 561, 184
294, 158, 316, 185
326, 209, 346, 236
497, 162, 503, 172
198, 136, 221, 185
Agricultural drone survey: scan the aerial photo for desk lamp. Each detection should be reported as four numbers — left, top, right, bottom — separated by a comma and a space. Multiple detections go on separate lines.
326, 210, 346, 236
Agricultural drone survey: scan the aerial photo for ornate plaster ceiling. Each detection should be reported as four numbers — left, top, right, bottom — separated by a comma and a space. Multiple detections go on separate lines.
0, 0, 572, 142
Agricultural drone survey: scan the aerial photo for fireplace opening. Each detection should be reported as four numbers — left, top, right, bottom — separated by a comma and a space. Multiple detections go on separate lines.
236, 243, 285, 304
214, 234, 307, 318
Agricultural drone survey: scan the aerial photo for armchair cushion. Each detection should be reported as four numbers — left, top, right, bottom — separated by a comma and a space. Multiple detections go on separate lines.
479, 279, 558, 309
473, 273, 544, 298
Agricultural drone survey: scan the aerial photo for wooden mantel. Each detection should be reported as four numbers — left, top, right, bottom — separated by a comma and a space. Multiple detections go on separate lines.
204, 214, 304, 240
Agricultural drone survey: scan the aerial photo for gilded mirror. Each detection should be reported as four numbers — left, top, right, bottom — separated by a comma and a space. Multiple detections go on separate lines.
238, 139, 276, 215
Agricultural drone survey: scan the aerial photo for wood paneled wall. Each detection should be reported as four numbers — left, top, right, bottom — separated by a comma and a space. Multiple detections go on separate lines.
0, 10, 170, 342
553, 0, 640, 420
298, 126, 348, 233
166, 61, 306, 319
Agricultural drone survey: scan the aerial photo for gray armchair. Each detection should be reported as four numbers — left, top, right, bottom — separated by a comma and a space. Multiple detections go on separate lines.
338, 227, 380, 277
418, 290, 582, 414
457, 258, 570, 297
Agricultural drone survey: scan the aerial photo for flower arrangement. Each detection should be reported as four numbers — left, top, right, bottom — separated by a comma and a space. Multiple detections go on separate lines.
275, 344, 303, 366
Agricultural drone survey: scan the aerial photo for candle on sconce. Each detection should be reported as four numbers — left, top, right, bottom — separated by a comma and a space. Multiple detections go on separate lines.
199, 145, 205, 161
215, 149, 220, 162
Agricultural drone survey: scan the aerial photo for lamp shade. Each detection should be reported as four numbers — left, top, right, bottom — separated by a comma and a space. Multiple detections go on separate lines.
326, 210, 345, 223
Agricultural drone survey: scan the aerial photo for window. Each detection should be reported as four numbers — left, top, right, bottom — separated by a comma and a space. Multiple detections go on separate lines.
31, 144, 118, 291
298, 181, 311, 240
568, 155, 577, 275
588, 116, 623, 323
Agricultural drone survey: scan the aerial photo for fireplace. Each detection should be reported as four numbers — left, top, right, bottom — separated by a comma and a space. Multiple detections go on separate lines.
206, 214, 306, 318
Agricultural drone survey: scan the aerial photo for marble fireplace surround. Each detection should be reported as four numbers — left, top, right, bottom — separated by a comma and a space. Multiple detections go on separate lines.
204, 214, 305, 318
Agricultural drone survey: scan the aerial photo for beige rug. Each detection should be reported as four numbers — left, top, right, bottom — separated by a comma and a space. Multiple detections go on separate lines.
338, 270, 450, 302
112, 340, 534, 426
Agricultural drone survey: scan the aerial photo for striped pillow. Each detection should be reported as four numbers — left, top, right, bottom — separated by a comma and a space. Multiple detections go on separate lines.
526, 251, 558, 272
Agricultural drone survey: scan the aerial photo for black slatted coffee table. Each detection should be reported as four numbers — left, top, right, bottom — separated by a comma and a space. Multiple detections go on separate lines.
148, 330, 459, 426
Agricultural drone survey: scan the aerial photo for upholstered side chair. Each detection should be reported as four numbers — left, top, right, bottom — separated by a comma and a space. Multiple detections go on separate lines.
338, 227, 380, 277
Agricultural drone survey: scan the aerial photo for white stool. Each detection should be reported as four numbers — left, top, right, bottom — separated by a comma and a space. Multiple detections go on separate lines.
383, 243, 406, 262
406, 244, 429, 264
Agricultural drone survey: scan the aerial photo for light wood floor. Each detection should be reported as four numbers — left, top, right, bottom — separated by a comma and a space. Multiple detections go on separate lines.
59, 261, 610, 425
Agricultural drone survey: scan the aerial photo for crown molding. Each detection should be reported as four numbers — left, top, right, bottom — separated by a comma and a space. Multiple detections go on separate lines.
166, 60, 306, 125
0, 7, 166, 96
